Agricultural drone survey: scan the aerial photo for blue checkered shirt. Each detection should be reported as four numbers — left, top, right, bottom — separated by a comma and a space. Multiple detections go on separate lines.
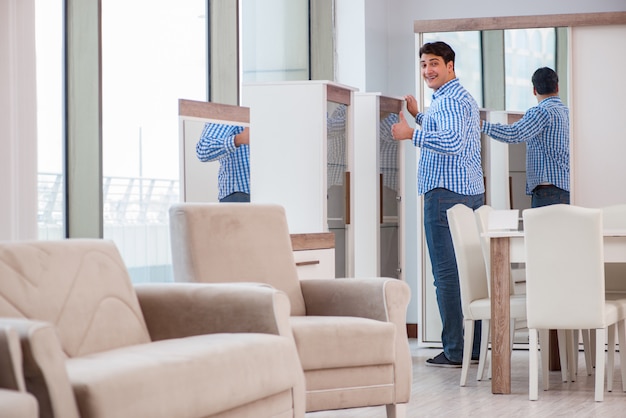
196, 123, 249, 200
412, 78, 484, 196
482, 96, 569, 195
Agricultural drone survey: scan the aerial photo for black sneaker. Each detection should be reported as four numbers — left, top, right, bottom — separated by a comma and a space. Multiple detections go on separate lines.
471, 355, 479, 364
425, 352, 462, 368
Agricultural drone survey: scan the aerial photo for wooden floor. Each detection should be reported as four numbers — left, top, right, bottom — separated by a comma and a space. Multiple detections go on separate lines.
306, 339, 625, 417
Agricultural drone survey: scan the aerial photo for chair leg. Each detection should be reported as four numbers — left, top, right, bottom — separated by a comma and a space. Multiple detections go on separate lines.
477, 319, 490, 381
539, 329, 550, 391
590, 329, 597, 368
460, 319, 474, 386
566, 330, 576, 382
386, 403, 406, 418
607, 324, 616, 393
617, 320, 626, 392
595, 328, 606, 402
581, 329, 593, 376
557, 329, 569, 382
529, 328, 539, 400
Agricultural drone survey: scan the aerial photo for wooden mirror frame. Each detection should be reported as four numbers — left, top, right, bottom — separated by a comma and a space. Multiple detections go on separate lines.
414, 11, 626, 33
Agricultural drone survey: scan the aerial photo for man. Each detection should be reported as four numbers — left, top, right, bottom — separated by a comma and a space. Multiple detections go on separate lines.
481, 67, 569, 208
196, 123, 250, 202
392, 41, 484, 367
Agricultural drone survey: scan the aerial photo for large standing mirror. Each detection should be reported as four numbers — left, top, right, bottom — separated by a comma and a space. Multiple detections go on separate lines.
414, 9, 626, 347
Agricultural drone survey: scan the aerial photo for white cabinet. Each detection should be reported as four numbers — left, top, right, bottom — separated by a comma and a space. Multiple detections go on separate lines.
291, 233, 335, 280
353, 92, 407, 280
243, 81, 358, 278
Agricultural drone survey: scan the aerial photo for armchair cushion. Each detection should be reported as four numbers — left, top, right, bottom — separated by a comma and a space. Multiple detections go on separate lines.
67, 333, 299, 418
290, 316, 395, 370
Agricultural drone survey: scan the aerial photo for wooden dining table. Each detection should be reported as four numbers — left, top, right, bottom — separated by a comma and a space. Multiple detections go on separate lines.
485, 228, 626, 394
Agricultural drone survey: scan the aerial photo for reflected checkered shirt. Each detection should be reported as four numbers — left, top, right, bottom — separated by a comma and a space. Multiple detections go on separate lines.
412, 78, 484, 196
482, 96, 569, 195
196, 123, 249, 200
380, 113, 400, 192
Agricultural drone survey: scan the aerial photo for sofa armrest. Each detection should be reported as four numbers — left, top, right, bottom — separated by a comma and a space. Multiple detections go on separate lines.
0, 318, 80, 418
134, 283, 293, 341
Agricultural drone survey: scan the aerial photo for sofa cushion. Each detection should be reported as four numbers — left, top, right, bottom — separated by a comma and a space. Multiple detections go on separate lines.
66, 333, 300, 418
289, 316, 396, 370
0, 240, 151, 357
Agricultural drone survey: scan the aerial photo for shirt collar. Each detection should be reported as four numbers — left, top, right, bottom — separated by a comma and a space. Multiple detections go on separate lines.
432, 77, 459, 99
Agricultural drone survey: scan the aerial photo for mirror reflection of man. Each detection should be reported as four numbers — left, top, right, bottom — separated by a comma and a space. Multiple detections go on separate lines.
481, 67, 570, 208
196, 124, 250, 202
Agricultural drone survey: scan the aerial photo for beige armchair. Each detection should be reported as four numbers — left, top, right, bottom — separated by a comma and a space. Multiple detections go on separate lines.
0, 239, 305, 418
0, 325, 38, 418
169, 203, 412, 418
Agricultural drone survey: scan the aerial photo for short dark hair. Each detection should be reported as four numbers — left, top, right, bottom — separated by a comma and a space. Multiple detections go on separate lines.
419, 41, 456, 66
531, 67, 559, 95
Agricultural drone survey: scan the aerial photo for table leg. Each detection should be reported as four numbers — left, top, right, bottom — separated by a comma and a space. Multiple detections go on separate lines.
491, 236, 511, 394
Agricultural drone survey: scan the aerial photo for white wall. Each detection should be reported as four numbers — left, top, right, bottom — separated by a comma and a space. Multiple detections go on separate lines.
570, 25, 626, 207
0, 0, 38, 241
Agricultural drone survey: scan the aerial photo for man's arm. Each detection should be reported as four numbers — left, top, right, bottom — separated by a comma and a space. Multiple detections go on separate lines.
196, 123, 244, 162
482, 107, 548, 144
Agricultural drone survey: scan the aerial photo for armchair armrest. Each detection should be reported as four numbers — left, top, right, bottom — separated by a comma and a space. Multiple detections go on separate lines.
0, 318, 80, 418
300, 277, 410, 322
300, 277, 413, 404
0, 323, 26, 391
134, 283, 293, 341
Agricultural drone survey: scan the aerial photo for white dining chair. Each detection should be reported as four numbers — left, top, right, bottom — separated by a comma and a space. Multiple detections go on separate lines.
583, 204, 626, 372
603, 203, 626, 300
474, 205, 575, 383
523, 204, 626, 401
474, 205, 524, 296
447, 204, 527, 386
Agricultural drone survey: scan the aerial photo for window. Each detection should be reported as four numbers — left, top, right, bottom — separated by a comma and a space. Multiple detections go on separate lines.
505, 28, 556, 111
242, 0, 309, 82
102, 0, 207, 282
35, 0, 64, 240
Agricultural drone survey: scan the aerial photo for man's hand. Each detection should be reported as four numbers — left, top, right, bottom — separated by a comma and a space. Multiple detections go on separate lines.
391, 112, 414, 141
404, 95, 419, 118
234, 127, 250, 146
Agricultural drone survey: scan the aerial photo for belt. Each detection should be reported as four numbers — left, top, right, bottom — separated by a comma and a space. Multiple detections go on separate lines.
532, 184, 555, 192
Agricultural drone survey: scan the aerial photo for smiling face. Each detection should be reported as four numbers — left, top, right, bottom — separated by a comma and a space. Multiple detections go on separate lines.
420, 53, 455, 91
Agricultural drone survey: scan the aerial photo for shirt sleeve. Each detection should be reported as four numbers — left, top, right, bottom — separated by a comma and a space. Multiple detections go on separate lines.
412, 97, 468, 155
482, 106, 549, 144
196, 123, 243, 162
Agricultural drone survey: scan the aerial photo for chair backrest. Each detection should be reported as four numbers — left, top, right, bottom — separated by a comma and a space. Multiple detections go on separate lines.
0, 240, 151, 357
602, 204, 626, 292
474, 205, 494, 291
523, 204, 605, 330
447, 204, 490, 317
602, 204, 626, 228
169, 203, 307, 315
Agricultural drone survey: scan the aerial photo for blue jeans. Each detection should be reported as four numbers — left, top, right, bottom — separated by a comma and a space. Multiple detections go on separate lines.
531, 185, 569, 208
424, 188, 485, 362
219, 192, 250, 203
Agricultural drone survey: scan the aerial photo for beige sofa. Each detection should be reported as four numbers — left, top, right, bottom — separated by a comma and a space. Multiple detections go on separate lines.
0, 325, 38, 418
0, 239, 305, 418
169, 203, 412, 418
